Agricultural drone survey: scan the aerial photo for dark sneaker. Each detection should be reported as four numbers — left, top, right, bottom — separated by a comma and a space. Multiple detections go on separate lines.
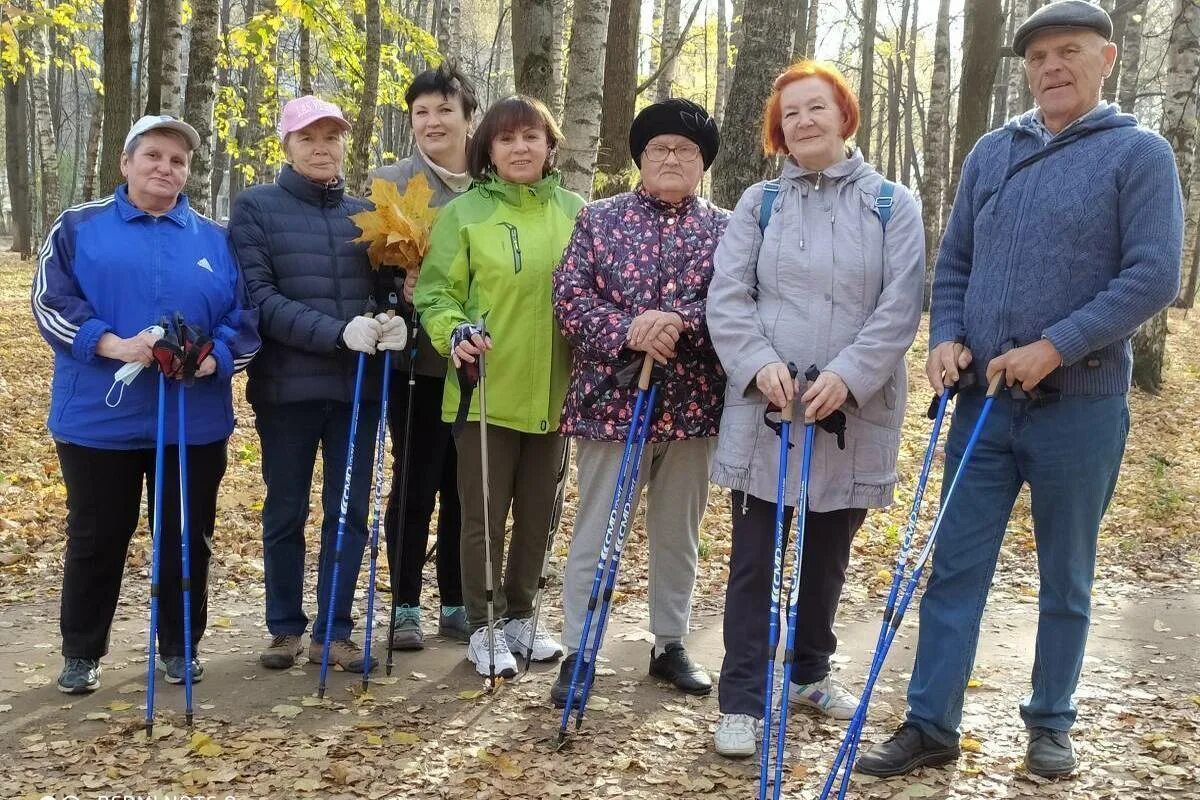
550, 653, 592, 709
158, 656, 205, 684
439, 605, 470, 642
390, 605, 425, 651
308, 637, 377, 672
259, 633, 304, 669
1025, 727, 1076, 777
648, 643, 712, 695
855, 723, 961, 777
57, 657, 101, 694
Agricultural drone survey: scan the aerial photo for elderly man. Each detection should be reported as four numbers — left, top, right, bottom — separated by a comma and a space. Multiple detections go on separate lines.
856, 0, 1183, 780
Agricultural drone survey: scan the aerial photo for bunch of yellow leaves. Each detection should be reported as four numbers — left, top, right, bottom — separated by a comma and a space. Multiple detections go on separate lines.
350, 174, 439, 270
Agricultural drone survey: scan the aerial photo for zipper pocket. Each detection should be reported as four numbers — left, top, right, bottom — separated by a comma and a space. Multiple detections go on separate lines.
498, 222, 522, 273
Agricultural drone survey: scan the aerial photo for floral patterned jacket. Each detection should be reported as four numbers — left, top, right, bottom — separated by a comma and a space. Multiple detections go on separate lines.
553, 187, 729, 443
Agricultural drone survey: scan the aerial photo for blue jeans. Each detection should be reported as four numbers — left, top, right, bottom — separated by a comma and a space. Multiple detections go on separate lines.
256, 399, 381, 642
906, 390, 1128, 744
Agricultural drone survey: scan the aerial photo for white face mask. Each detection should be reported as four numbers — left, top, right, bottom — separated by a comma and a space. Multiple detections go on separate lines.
105, 324, 166, 408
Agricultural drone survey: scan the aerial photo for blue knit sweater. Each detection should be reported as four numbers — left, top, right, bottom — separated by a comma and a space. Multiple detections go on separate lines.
930, 103, 1183, 395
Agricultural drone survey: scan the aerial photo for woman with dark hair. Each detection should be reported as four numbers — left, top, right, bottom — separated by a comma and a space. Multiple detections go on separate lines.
414, 95, 584, 679
372, 62, 479, 649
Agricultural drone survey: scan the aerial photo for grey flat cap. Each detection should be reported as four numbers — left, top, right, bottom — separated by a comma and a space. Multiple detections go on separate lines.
1013, 0, 1113, 56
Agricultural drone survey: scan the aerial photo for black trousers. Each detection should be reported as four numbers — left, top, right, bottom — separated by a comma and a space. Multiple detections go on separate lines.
384, 373, 463, 608
56, 440, 227, 659
718, 490, 866, 717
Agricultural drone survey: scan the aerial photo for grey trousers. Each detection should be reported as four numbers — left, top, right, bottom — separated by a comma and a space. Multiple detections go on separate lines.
560, 437, 715, 656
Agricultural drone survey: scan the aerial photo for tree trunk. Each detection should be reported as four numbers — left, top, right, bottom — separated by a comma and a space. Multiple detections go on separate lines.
1179, 154, 1200, 308
1006, 0, 1032, 115
791, 0, 811, 62
144, 0, 163, 114
1116, 0, 1147, 114
29, 27, 60, 235
512, 0, 556, 106
903, 0, 919, 186
649, 0, 665, 76
160, 0, 184, 117
948, 0, 1003, 210
183, 0, 220, 214
550, 0, 566, 118
1101, 0, 1126, 103
5, 74, 34, 257
856, 0, 878, 159
1131, 308, 1168, 393
100, 0, 134, 196
349, 0, 382, 195
804, 0, 820, 58
712, 0, 793, 209
715, 0, 729, 126
559, 0, 611, 197
299, 25, 313, 95
594, 0, 638, 197
920, 0, 952, 305
210, 0, 233, 209
655, 0, 681, 100
886, 0, 910, 180
82, 92, 103, 202
1164, 0, 1200, 309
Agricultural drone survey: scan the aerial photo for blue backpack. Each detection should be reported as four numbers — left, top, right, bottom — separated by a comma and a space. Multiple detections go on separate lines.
757, 177, 896, 233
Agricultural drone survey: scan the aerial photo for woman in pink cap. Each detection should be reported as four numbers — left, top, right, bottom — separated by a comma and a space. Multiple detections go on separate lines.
230, 96, 407, 673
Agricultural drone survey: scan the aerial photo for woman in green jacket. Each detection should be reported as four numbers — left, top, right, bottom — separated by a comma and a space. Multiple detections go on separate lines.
414, 95, 584, 679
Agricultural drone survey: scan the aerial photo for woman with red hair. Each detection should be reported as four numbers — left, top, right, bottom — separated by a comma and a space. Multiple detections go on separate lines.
705, 60, 925, 757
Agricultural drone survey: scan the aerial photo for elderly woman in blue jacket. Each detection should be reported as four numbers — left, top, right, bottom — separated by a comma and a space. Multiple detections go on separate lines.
231, 96, 407, 674
33, 115, 261, 694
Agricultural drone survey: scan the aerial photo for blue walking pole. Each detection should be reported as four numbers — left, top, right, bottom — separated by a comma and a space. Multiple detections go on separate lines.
831, 372, 1004, 796
758, 371, 796, 800
820, 389, 951, 799
557, 355, 656, 744
361, 347, 392, 692
176, 380, 196, 726
767, 423, 815, 800
318, 346, 369, 699
144, 371, 167, 735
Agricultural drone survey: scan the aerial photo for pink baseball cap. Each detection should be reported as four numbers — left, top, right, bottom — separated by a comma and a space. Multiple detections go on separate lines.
278, 95, 352, 139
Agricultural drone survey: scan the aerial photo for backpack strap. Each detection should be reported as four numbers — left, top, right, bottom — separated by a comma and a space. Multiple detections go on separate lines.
875, 179, 896, 232
758, 180, 781, 233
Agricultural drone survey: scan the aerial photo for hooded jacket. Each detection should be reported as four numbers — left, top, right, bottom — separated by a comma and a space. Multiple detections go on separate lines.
414, 172, 585, 434
930, 103, 1182, 393
707, 151, 924, 512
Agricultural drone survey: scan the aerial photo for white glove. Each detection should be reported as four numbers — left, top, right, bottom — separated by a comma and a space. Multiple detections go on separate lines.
341, 316, 382, 354
375, 313, 409, 351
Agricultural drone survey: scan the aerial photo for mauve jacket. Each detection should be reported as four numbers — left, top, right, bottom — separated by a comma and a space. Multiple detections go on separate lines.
706, 151, 924, 512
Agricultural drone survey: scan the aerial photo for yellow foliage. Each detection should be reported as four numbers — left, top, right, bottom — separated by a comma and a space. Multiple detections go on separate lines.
350, 174, 439, 270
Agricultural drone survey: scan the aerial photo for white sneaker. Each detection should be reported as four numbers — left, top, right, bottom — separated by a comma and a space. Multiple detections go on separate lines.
714, 713, 762, 758
789, 674, 858, 720
467, 624, 518, 679
504, 617, 563, 662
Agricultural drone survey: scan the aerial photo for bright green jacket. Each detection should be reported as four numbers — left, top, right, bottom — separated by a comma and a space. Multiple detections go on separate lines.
414, 172, 585, 434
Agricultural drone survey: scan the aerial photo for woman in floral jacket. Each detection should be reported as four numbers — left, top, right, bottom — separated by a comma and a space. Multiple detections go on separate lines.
550, 98, 728, 706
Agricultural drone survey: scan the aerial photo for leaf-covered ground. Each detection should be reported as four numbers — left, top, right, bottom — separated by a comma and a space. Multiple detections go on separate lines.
1, 250, 1197, 799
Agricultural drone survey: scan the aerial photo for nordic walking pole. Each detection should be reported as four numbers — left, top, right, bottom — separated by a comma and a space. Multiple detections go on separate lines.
835, 372, 1004, 794
362, 299, 399, 691
820, 387, 953, 799
476, 319, 501, 691
144, 370, 168, 735
176, 379, 196, 727
518, 438, 571, 680
572, 357, 659, 732
768, 422, 816, 800
318, 317, 371, 699
557, 355, 654, 745
758, 368, 796, 800
385, 307, 420, 677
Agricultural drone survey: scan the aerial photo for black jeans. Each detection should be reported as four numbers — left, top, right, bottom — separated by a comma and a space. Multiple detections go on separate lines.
718, 491, 866, 717
384, 373, 462, 608
56, 440, 227, 660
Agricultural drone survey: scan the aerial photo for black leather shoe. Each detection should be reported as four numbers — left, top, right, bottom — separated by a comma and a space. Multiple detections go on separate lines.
648, 643, 712, 695
550, 653, 591, 709
1025, 727, 1076, 777
855, 723, 960, 777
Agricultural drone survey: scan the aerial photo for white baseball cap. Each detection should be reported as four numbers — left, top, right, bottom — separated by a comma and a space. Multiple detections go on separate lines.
124, 115, 201, 151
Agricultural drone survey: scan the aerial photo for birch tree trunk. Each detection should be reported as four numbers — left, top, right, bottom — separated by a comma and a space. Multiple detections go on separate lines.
715, 0, 729, 126
920, 0, 952, 304
183, 0, 219, 213
1006, 0, 1032, 115
29, 26, 60, 234
349, 0, 383, 195
791, 0, 810, 62
856, 0, 878, 159
1101, 0, 1125, 102
159, 0, 184, 116
512, 0, 556, 106
82, 93, 103, 202
559, 0, 612, 197
656, 0, 681, 100
550, 0, 566, 118
1117, 1, 1147, 114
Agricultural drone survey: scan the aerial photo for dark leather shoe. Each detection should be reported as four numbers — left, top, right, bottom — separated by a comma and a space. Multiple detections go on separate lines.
1025, 727, 1076, 777
648, 643, 712, 695
550, 653, 592, 709
855, 723, 960, 777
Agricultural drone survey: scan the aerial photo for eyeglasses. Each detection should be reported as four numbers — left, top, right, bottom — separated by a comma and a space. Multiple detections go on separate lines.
643, 142, 701, 163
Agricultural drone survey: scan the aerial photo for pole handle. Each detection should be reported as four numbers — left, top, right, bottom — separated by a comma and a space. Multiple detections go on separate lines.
637, 353, 654, 390
986, 371, 1004, 396
781, 399, 794, 423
